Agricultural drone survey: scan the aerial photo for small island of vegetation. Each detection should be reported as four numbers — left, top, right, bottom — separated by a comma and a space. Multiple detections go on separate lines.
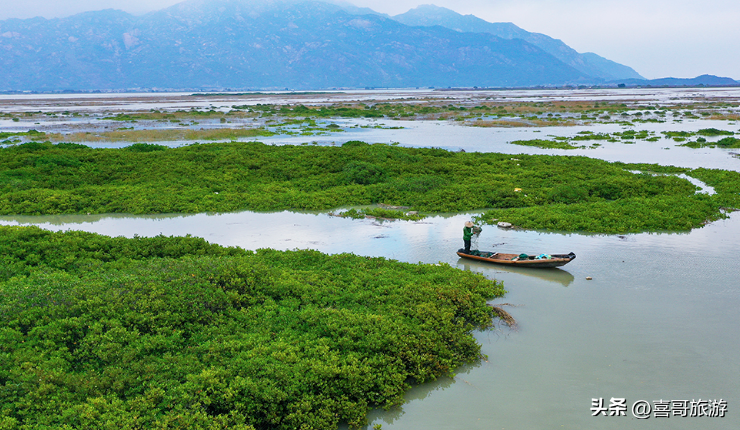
2, 91, 740, 430
1, 140, 738, 233
0, 226, 504, 429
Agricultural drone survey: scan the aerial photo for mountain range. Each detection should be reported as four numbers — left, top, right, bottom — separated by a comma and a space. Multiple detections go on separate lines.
392, 4, 642, 82
612, 74, 739, 87
0, 0, 731, 91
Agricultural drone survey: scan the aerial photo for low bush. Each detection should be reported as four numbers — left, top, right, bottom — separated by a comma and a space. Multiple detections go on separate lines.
343, 161, 387, 185
0, 226, 504, 429
0, 142, 736, 233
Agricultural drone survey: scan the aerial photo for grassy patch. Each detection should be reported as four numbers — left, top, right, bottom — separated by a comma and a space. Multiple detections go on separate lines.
679, 136, 740, 148
0, 141, 737, 233
477, 195, 719, 233
510, 130, 667, 149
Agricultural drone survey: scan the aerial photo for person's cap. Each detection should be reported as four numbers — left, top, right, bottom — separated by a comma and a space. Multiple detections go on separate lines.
465, 221, 474, 227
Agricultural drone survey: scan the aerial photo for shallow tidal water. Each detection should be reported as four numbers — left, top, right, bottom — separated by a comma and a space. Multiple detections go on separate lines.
2, 88, 739, 428
2, 209, 738, 429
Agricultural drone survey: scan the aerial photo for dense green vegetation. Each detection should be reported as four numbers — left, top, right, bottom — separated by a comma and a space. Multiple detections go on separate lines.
478, 194, 718, 232
688, 168, 740, 208
695, 128, 735, 136
663, 128, 738, 146
478, 163, 740, 232
509, 128, 740, 150
1, 140, 738, 233
679, 136, 740, 148
0, 226, 504, 429
510, 130, 661, 149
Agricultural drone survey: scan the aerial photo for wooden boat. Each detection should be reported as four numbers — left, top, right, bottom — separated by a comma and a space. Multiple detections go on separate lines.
457, 249, 576, 268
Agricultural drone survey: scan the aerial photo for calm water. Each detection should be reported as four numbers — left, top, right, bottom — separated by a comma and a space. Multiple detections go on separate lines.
1, 88, 739, 428
2, 87, 740, 111
253, 118, 740, 172
3, 88, 739, 173
1, 210, 738, 429
3, 117, 737, 171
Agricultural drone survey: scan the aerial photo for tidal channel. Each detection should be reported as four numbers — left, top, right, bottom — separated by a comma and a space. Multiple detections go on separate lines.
2, 88, 739, 429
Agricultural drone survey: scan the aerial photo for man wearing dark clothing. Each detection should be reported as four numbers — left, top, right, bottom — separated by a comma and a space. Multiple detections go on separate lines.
463, 221, 474, 254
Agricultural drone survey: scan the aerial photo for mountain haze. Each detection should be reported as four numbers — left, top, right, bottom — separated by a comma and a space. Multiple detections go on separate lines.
0, 0, 637, 91
392, 4, 643, 81
612, 74, 739, 87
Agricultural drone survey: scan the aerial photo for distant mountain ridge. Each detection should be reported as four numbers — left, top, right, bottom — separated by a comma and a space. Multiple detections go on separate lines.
611, 74, 739, 87
0, 0, 686, 91
392, 4, 643, 82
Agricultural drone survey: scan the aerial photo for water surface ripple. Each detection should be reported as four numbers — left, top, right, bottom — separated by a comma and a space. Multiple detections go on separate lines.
2, 210, 738, 430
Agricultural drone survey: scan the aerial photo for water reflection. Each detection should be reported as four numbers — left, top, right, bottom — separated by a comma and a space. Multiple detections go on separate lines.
4, 88, 739, 172
2, 87, 740, 429
3, 212, 195, 226
2, 210, 739, 429
458, 259, 576, 287
359, 375, 457, 427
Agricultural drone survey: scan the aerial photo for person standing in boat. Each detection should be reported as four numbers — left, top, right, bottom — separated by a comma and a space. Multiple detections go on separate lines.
463, 221, 474, 254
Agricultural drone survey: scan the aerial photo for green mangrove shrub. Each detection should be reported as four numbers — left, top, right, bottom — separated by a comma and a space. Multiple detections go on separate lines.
0, 141, 737, 233
343, 161, 387, 185
0, 226, 505, 429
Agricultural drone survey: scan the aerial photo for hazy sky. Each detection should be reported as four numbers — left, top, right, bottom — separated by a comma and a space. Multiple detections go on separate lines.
1, 0, 738, 80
